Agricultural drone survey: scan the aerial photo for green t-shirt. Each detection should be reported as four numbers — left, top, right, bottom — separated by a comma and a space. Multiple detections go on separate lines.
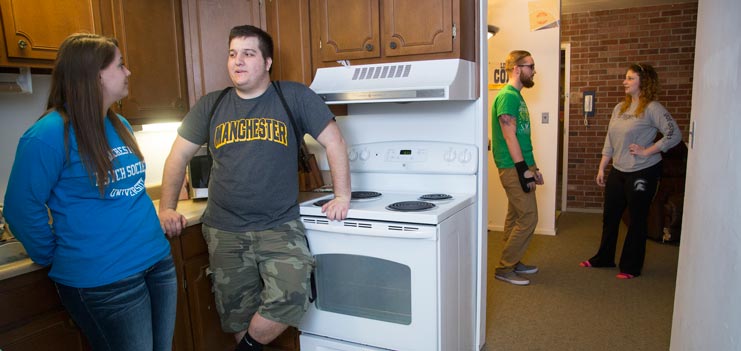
490, 84, 535, 168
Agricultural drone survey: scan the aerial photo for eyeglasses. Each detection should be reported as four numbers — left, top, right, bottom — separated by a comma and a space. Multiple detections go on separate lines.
517, 64, 535, 70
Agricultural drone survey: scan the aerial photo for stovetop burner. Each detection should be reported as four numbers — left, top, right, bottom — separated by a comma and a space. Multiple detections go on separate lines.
419, 193, 453, 201
386, 201, 437, 212
313, 199, 331, 207
351, 191, 382, 200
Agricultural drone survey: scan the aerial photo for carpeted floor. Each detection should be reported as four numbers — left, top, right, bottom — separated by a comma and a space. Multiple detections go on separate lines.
483, 212, 679, 351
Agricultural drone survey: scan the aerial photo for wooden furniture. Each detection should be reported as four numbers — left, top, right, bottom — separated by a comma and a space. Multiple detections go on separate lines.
181, 0, 264, 106
0, 0, 190, 124
622, 142, 688, 243
309, 0, 475, 70
265, 0, 313, 86
171, 224, 300, 351
0, 0, 104, 68
0, 269, 88, 351
102, 0, 190, 124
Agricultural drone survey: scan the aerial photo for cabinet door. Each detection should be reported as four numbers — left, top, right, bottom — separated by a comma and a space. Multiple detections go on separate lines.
310, 0, 380, 63
181, 0, 264, 106
266, 0, 312, 86
0, 0, 102, 62
0, 311, 87, 351
108, 0, 189, 123
381, 0, 453, 57
169, 234, 192, 351
184, 254, 234, 351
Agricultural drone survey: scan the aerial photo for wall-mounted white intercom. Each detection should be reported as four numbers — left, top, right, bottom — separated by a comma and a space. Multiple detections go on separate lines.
583, 91, 595, 117
583, 90, 595, 126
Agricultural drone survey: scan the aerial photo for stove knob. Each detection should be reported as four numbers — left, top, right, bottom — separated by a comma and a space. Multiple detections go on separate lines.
459, 149, 472, 163
348, 149, 358, 161
360, 149, 371, 160
444, 148, 457, 162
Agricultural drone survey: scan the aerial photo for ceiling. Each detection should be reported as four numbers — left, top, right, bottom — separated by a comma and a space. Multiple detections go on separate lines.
562, 0, 695, 14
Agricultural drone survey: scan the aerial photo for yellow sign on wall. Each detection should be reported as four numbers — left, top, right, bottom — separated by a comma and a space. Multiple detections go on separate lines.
489, 62, 508, 90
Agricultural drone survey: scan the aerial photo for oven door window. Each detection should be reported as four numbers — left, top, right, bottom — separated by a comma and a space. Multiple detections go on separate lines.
314, 254, 411, 325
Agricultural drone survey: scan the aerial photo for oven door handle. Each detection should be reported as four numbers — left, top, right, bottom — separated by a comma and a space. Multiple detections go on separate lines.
302, 219, 437, 240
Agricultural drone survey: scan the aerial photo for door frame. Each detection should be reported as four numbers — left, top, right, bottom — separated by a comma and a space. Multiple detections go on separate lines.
560, 42, 571, 212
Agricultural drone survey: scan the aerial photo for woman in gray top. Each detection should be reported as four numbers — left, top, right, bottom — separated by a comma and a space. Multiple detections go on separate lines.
579, 63, 681, 279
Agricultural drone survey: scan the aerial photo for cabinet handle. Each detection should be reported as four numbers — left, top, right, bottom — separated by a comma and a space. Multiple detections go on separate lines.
365, 43, 373, 51
18, 40, 28, 49
389, 42, 397, 50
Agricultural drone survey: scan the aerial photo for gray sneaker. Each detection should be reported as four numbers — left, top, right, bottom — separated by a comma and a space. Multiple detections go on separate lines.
495, 271, 530, 286
514, 262, 538, 274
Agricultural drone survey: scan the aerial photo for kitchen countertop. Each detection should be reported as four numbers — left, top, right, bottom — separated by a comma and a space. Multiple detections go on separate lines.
153, 198, 208, 226
0, 254, 44, 281
0, 192, 329, 281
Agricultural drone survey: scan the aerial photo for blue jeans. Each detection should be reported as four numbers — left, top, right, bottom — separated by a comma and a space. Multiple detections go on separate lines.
55, 254, 178, 351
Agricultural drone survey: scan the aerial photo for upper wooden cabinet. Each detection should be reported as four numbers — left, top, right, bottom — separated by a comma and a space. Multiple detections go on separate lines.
105, 0, 189, 123
0, 0, 104, 68
181, 0, 264, 106
265, 0, 313, 86
310, 0, 474, 68
311, 0, 380, 62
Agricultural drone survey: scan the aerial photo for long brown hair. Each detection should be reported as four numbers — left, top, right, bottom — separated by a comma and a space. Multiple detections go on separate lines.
619, 63, 660, 116
47, 33, 144, 196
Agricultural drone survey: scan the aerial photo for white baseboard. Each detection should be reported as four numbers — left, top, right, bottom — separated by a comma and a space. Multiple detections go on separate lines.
487, 224, 556, 236
564, 208, 603, 214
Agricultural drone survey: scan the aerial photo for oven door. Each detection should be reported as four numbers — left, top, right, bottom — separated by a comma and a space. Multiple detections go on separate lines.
299, 217, 438, 351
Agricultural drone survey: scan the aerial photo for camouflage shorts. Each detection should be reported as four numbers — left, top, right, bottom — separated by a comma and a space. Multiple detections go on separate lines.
201, 219, 315, 333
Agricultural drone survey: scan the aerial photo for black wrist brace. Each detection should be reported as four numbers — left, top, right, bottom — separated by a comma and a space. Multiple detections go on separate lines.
515, 161, 535, 193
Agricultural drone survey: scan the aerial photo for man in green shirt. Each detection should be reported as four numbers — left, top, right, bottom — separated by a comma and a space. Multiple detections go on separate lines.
491, 50, 544, 286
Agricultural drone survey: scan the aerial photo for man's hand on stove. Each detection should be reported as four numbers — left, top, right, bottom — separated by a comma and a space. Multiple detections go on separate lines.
322, 195, 350, 221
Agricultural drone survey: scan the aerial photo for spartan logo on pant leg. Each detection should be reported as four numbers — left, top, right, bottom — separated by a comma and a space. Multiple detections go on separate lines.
633, 178, 647, 192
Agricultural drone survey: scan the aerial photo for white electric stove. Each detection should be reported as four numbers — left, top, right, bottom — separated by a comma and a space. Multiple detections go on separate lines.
298, 141, 478, 351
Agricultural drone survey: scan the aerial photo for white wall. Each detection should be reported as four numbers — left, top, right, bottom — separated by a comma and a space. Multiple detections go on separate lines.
670, 0, 741, 349
0, 74, 175, 203
486, 0, 561, 235
0, 74, 51, 204
132, 128, 178, 187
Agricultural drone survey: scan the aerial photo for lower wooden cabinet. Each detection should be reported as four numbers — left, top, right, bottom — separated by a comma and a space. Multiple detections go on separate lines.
182, 253, 234, 351
0, 310, 87, 351
0, 223, 299, 351
0, 269, 88, 351
172, 224, 300, 351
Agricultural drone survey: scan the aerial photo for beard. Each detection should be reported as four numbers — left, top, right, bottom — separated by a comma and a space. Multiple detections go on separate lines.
520, 71, 535, 88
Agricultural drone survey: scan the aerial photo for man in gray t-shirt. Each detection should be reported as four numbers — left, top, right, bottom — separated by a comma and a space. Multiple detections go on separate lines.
158, 25, 350, 351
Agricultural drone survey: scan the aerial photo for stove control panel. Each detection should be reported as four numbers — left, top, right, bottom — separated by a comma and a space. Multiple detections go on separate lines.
347, 141, 478, 174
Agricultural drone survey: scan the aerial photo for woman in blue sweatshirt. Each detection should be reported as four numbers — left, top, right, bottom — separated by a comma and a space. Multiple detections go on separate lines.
3, 33, 176, 351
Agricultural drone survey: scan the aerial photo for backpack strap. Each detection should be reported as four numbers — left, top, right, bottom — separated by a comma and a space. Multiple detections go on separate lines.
205, 87, 233, 156
271, 81, 311, 171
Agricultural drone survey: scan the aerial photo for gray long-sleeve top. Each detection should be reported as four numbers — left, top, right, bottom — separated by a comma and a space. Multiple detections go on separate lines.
602, 101, 682, 172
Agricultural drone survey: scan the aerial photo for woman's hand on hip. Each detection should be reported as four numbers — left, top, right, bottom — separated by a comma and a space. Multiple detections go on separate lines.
628, 143, 647, 157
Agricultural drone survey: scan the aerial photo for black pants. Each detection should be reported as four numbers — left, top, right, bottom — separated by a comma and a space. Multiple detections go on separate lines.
590, 162, 662, 276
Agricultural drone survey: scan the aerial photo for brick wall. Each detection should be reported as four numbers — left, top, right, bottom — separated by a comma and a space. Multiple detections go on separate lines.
562, 2, 697, 209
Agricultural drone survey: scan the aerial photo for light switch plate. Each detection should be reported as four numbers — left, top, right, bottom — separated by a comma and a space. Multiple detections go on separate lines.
542, 112, 549, 124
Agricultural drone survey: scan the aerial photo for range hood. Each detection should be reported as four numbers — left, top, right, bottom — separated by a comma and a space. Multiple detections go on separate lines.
310, 59, 476, 104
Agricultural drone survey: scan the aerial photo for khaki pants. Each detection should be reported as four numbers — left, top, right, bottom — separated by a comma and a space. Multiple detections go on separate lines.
496, 167, 538, 274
